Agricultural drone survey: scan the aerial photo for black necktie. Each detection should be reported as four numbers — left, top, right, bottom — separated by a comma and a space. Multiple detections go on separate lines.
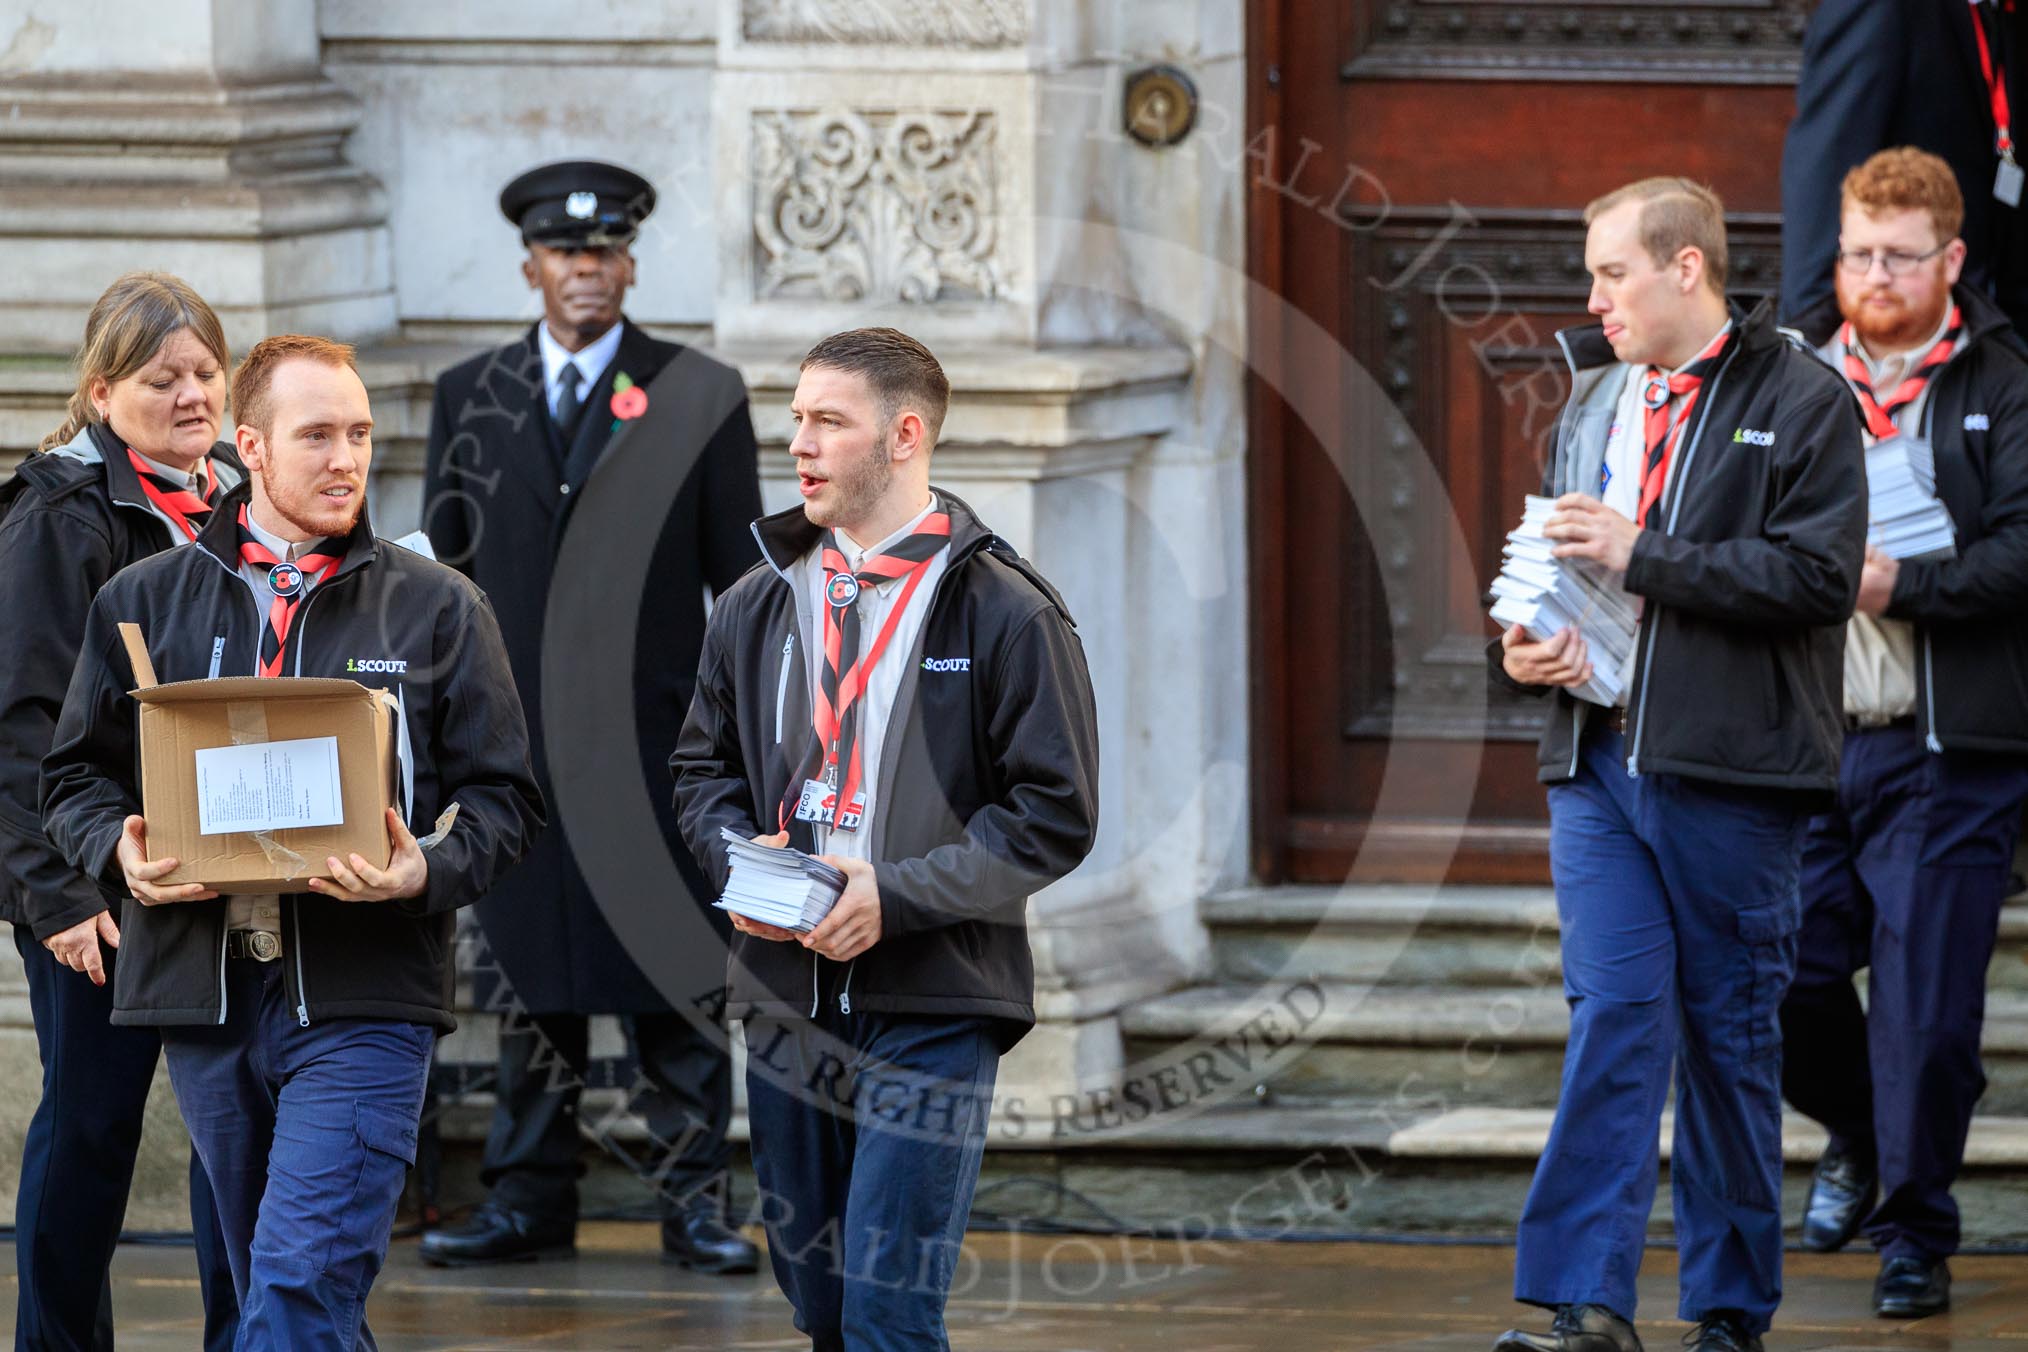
554, 361, 584, 437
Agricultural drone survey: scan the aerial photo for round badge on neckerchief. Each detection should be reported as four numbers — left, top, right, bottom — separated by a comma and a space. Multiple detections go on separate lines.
1641, 373, 1670, 411
268, 562, 304, 599
826, 572, 860, 609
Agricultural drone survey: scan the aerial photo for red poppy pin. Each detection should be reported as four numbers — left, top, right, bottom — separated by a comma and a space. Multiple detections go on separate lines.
611, 372, 647, 421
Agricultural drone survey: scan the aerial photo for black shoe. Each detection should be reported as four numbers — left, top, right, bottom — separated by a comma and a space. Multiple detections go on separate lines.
1801, 1138, 1877, 1253
1494, 1304, 1644, 1352
1874, 1256, 1950, 1318
661, 1204, 760, 1275
417, 1202, 575, 1267
1683, 1311, 1761, 1352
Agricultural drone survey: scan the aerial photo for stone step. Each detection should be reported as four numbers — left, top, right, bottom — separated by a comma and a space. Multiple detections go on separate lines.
419, 1089, 2028, 1244
946, 1101, 2028, 1244
1205, 884, 2028, 991
1119, 982, 2028, 1112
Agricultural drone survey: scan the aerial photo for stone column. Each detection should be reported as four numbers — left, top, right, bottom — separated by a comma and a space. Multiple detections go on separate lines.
0, 0, 397, 1223
0, 0, 397, 358
714, 0, 1248, 1118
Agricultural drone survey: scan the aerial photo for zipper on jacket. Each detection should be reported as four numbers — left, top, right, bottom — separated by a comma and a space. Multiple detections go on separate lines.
1915, 391, 1945, 754
215, 922, 230, 1024
197, 541, 345, 1027
291, 584, 326, 677
1626, 347, 1739, 775
291, 896, 310, 1026
839, 959, 856, 1015
808, 950, 820, 1018
1923, 634, 1944, 753
284, 577, 353, 1025
775, 632, 794, 744
1550, 331, 1597, 782
192, 543, 283, 1021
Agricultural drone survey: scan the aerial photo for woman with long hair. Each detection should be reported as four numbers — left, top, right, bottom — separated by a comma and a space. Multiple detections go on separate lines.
0, 272, 239, 1350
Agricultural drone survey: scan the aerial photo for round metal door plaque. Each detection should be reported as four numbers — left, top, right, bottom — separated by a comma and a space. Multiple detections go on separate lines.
1123, 64, 1198, 148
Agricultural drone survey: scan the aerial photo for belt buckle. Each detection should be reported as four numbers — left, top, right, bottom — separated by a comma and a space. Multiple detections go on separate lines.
248, 931, 280, 963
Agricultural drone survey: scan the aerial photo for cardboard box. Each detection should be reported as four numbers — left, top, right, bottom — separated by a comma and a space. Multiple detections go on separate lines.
119, 624, 398, 890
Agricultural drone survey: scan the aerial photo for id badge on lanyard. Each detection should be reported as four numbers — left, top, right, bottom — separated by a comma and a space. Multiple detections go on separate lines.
793, 775, 868, 831
1973, 0, 2022, 204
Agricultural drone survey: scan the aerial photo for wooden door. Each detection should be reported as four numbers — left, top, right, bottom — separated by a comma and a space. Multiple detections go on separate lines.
1247, 0, 1807, 884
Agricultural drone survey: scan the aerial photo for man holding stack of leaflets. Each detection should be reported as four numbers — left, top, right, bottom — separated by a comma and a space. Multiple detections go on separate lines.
1485, 177, 1865, 1352
672, 327, 1099, 1350
1779, 147, 2028, 1316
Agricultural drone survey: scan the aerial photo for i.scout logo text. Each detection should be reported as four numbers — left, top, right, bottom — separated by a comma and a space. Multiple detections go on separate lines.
1732, 427, 1776, 447
922, 657, 971, 673
346, 658, 410, 674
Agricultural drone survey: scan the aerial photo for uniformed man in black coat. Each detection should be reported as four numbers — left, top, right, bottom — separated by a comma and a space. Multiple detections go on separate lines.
418, 160, 762, 1272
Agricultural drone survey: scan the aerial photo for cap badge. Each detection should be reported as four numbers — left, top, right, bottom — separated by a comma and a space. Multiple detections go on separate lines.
565, 191, 598, 220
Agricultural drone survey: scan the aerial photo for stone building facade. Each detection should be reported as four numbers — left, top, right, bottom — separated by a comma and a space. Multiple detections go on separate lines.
0, 0, 1248, 1219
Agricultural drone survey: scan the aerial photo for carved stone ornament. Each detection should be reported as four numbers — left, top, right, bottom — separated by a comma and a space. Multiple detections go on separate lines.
1349, 0, 1811, 84
752, 109, 1003, 305
742, 0, 1027, 48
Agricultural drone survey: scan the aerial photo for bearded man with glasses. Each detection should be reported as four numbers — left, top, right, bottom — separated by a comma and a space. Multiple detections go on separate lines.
1783, 145, 2028, 1317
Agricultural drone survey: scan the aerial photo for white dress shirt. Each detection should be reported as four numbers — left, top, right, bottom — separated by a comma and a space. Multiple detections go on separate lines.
537, 320, 624, 419
796, 493, 949, 861
1829, 307, 1963, 721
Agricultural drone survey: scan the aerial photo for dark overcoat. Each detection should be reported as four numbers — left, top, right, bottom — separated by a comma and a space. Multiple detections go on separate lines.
423, 319, 761, 1013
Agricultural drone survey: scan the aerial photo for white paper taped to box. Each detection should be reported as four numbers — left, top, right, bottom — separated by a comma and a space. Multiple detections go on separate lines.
194, 736, 345, 836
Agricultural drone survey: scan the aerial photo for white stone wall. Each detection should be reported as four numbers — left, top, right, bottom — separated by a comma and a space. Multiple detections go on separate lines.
317, 0, 720, 338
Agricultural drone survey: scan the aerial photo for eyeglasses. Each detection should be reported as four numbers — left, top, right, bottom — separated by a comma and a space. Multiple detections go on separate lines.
1835, 244, 1946, 276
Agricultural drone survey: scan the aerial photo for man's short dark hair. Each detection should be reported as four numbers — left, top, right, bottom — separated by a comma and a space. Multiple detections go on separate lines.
801, 327, 951, 445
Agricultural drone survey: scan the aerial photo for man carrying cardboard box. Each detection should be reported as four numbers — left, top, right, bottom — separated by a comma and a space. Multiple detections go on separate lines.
41, 335, 545, 1349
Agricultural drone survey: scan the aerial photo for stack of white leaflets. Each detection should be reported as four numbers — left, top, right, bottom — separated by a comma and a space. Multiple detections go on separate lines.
1487, 496, 1641, 707
1866, 439, 1957, 561
715, 827, 846, 933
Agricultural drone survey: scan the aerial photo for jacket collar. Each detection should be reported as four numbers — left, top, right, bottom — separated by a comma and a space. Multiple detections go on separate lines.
1788, 282, 2018, 355
517, 316, 655, 383
1557, 295, 1779, 374
193, 481, 380, 579
514, 316, 664, 481
82, 422, 245, 511
750, 485, 998, 581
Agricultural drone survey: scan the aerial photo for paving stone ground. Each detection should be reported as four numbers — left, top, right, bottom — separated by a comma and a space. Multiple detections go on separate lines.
27, 1225, 2028, 1350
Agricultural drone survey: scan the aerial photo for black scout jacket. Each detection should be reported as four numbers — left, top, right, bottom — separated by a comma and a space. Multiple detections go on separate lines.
0, 425, 243, 940
40, 484, 544, 1031
671, 492, 1100, 1044
1489, 298, 1869, 795
1794, 285, 2028, 754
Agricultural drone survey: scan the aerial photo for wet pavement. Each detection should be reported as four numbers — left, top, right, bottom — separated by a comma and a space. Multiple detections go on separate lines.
33, 1226, 2028, 1350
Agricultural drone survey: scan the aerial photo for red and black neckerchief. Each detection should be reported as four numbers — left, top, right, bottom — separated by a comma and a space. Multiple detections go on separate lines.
781, 511, 952, 834
1840, 307, 1963, 439
127, 449, 216, 542
1636, 328, 1733, 529
234, 505, 345, 678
